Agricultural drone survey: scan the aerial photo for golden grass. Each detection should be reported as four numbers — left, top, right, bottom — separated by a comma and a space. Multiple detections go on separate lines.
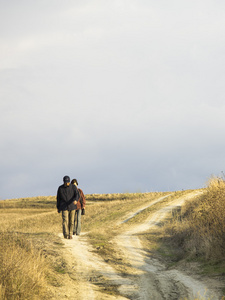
0, 232, 49, 299
0, 196, 56, 209
164, 176, 225, 266
0, 191, 167, 299
0, 209, 61, 233
82, 192, 169, 243
0, 187, 224, 298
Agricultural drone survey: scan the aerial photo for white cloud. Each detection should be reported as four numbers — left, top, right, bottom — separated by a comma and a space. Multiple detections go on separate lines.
1, 0, 225, 199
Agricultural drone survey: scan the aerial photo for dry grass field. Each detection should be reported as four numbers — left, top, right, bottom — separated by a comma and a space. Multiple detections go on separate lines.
163, 177, 225, 267
0, 192, 168, 299
0, 184, 224, 299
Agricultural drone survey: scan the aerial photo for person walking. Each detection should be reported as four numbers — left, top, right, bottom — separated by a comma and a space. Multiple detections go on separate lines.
57, 175, 79, 239
71, 179, 86, 236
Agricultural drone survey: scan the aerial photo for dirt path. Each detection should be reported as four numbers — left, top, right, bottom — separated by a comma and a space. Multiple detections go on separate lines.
114, 191, 223, 299
57, 192, 223, 300
58, 232, 131, 299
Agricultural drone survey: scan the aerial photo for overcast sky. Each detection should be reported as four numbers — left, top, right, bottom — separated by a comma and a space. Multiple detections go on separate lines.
1, 0, 225, 200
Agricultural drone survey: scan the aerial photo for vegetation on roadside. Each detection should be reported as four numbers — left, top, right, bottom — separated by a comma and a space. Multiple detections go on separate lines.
0, 184, 224, 299
0, 191, 168, 299
0, 232, 48, 299
161, 177, 225, 277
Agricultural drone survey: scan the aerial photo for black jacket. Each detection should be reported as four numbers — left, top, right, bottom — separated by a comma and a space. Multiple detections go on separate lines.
57, 183, 78, 212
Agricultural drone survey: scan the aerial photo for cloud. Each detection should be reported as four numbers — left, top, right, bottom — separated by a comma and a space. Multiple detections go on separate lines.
1, 0, 225, 199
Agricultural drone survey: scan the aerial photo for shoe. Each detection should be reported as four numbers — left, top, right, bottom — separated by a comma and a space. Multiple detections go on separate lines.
64, 235, 68, 239
73, 232, 76, 235
69, 236, 73, 239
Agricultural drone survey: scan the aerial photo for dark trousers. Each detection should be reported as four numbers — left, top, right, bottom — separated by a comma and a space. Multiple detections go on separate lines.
73, 209, 82, 235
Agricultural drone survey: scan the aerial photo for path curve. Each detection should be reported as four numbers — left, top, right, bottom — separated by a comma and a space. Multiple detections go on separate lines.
58, 192, 223, 299
114, 191, 222, 299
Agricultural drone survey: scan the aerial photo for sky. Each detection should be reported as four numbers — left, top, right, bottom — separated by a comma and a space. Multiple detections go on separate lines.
1, 0, 225, 200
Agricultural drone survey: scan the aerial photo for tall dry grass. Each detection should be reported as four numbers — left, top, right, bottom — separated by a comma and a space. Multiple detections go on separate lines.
165, 177, 225, 261
0, 196, 62, 299
2, 190, 212, 298
0, 192, 166, 298
0, 232, 49, 300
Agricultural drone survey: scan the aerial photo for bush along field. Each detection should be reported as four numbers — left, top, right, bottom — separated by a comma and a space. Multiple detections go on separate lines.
0, 182, 224, 299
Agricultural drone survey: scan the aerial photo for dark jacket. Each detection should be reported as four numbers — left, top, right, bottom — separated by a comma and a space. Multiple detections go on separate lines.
76, 188, 86, 210
57, 183, 78, 212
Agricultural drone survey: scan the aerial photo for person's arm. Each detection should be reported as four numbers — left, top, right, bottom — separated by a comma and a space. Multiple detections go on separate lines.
80, 189, 86, 208
56, 188, 61, 213
72, 184, 79, 204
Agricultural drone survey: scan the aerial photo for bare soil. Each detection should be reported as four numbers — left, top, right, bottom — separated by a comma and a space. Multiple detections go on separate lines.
49, 192, 224, 300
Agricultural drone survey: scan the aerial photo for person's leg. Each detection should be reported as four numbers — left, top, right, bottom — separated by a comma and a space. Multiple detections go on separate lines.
62, 211, 69, 238
68, 210, 75, 238
73, 210, 77, 235
76, 209, 82, 235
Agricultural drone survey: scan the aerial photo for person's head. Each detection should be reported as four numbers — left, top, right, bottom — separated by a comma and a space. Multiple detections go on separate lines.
71, 179, 78, 186
63, 175, 70, 186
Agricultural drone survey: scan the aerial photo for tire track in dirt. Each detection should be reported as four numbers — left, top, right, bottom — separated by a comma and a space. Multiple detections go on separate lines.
114, 191, 222, 300
119, 194, 171, 225
58, 194, 172, 299
58, 192, 223, 299
60, 233, 132, 299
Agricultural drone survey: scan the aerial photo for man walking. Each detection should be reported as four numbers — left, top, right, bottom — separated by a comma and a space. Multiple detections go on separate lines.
71, 179, 86, 236
57, 175, 79, 239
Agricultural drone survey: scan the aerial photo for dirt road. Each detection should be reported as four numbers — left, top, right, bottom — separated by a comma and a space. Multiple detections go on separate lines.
57, 192, 223, 300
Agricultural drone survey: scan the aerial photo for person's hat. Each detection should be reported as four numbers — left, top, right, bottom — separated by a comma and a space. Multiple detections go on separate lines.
63, 175, 70, 183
